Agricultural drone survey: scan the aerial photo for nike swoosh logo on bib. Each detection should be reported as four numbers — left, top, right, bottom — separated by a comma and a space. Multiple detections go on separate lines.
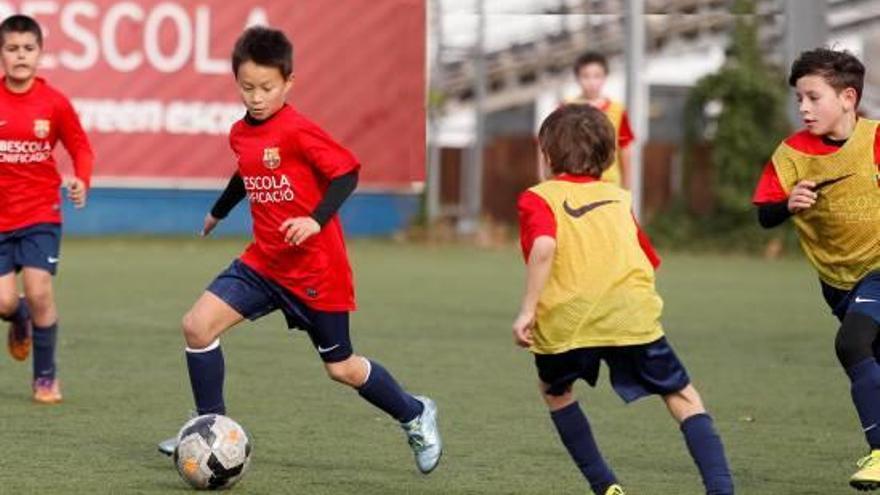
563, 199, 619, 218
814, 173, 856, 191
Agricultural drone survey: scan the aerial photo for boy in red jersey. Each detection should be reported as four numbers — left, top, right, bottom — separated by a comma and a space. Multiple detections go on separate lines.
0, 15, 93, 404
753, 47, 880, 490
157, 27, 442, 475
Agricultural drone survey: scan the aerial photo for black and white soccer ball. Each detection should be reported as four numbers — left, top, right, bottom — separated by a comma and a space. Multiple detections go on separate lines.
173, 414, 252, 490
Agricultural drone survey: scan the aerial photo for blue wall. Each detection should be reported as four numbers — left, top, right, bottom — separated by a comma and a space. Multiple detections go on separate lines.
61, 188, 421, 237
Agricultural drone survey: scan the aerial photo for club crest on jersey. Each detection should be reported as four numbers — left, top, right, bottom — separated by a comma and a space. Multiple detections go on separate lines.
262, 147, 281, 169
33, 119, 50, 139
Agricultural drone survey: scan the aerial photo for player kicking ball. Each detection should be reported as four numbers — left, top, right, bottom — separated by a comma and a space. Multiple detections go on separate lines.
156, 27, 442, 474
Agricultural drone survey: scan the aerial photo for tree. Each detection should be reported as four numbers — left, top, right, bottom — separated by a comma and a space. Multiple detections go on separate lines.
682, 0, 790, 227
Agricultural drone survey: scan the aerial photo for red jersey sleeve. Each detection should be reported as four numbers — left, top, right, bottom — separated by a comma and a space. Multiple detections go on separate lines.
632, 213, 661, 269
752, 161, 787, 205
875, 126, 880, 166
517, 190, 556, 261
55, 94, 94, 188
618, 110, 634, 149
295, 120, 360, 180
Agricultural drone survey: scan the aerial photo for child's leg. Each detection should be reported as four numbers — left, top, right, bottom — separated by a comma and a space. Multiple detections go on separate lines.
22, 267, 58, 381
181, 291, 244, 415
541, 382, 618, 495
663, 384, 734, 495
0, 272, 30, 361
309, 309, 440, 473
323, 353, 423, 423
0, 271, 23, 321
835, 311, 880, 449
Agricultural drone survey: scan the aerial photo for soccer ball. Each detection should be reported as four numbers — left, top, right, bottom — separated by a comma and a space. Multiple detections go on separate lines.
173, 414, 252, 490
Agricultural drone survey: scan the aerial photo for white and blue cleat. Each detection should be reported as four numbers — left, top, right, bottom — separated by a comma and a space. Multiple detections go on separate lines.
157, 436, 178, 456
401, 396, 443, 474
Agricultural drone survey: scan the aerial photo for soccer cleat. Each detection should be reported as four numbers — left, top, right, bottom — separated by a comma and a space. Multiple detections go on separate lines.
401, 396, 442, 474
158, 436, 178, 457
603, 484, 626, 495
158, 411, 197, 456
851, 450, 880, 491
7, 297, 31, 361
32, 377, 62, 404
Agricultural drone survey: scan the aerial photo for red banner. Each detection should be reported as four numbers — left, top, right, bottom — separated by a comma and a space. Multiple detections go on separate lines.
5, 0, 425, 190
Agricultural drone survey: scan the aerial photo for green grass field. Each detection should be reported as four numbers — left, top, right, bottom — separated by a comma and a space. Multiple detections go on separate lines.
0, 238, 864, 494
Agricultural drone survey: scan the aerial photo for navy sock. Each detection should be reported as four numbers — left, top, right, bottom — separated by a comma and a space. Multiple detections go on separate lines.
681, 413, 734, 495
847, 358, 880, 449
185, 342, 226, 415
32, 323, 57, 380
550, 402, 617, 495
357, 360, 423, 423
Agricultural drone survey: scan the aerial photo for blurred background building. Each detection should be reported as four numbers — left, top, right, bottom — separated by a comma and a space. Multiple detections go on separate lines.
428, 0, 880, 234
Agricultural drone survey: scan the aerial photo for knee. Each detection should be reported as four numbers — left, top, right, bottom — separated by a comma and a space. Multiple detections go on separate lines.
835, 312, 879, 369
324, 358, 366, 387
24, 286, 52, 314
181, 311, 213, 349
664, 385, 705, 419
540, 382, 574, 411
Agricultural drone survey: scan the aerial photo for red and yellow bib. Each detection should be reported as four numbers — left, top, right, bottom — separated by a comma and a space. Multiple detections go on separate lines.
771, 118, 880, 290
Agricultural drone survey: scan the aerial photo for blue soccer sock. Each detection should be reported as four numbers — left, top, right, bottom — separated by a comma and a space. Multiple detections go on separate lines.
356, 359, 423, 423
681, 413, 734, 495
550, 402, 617, 495
32, 322, 57, 380
185, 340, 226, 415
847, 358, 880, 449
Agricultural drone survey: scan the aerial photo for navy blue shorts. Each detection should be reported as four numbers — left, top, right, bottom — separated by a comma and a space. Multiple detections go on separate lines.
0, 223, 62, 276
534, 336, 691, 403
822, 271, 880, 324
207, 259, 353, 363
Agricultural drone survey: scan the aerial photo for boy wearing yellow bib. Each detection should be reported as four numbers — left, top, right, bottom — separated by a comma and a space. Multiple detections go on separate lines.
565, 52, 635, 188
753, 48, 880, 491
514, 104, 734, 495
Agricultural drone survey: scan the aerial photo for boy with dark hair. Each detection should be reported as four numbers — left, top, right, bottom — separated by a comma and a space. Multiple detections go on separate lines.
0, 14, 93, 404
565, 51, 635, 188
156, 26, 443, 475
753, 47, 880, 490
515, 104, 734, 495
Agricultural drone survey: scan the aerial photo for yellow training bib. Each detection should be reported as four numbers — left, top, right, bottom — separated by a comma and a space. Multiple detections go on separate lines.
771, 119, 880, 289
528, 179, 664, 354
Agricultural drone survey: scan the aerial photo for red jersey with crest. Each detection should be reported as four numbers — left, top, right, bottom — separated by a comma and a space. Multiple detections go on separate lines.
230, 104, 360, 311
0, 77, 94, 232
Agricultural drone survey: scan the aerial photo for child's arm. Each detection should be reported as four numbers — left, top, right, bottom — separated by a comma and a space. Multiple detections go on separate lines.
752, 161, 814, 228
618, 146, 631, 188
618, 110, 634, 188
202, 173, 247, 236
57, 96, 94, 209
512, 236, 556, 348
279, 119, 360, 245
787, 180, 817, 213
279, 170, 359, 245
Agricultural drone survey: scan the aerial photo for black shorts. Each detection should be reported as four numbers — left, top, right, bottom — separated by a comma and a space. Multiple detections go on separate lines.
535, 336, 691, 403
0, 223, 62, 276
207, 259, 353, 363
